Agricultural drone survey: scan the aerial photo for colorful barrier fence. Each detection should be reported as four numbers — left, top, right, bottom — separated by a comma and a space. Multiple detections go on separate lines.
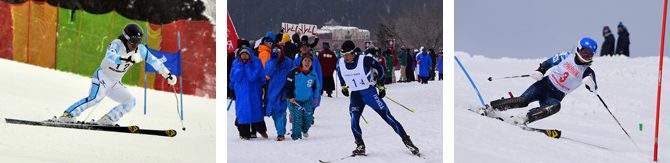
0, 1, 215, 98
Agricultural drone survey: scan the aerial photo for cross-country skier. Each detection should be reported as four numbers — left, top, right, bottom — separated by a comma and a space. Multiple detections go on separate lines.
56, 23, 177, 125
485, 37, 599, 125
336, 40, 419, 156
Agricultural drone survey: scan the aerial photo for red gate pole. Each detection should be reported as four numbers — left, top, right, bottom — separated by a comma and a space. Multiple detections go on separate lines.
654, 0, 669, 161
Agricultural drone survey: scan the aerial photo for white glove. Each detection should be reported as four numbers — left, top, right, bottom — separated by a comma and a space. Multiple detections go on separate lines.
530, 71, 544, 81
166, 73, 177, 86
583, 75, 597, 94
129, 51, 143, 63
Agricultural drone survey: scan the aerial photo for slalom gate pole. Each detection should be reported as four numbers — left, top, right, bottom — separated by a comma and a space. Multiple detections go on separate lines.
654, 0, 669, 161
385, 96, 415, 112
172, 86, 186, 131
597, 94, 639, 151
454, 56, 486, 107
487, 75, 530, 82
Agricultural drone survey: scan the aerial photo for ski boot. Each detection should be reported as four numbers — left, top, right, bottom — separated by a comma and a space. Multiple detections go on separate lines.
352, 140, 366, 156
502, 113, 529, 126
303, 132, 309, 138
402, 136, 420, 155
93, 115, 116, 126
490, 97, 529, 111
55, 112, 76, 123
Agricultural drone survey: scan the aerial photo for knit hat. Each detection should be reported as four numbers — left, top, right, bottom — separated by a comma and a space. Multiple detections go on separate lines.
299, 35, 310, 47
340, 40, 356, 55
282, 34, 291, 43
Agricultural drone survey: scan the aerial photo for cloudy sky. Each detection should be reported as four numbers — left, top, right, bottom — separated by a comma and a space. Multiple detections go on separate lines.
456, 0, 666, 58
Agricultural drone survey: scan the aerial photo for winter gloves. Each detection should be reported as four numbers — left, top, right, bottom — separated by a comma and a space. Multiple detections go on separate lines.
166, 73, 177, 86
341, 85, 385, 97
583, 75, 597, 94
128, 51, 143, 63
377, 85, 386, 98
530, 71, 544, 81
342, 85, 350, 97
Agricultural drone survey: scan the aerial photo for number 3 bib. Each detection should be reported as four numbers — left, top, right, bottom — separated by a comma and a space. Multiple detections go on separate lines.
548, 53, 588, 93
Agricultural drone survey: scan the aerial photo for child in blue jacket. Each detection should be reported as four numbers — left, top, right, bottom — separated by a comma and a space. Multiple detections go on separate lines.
284, 55, 320, 140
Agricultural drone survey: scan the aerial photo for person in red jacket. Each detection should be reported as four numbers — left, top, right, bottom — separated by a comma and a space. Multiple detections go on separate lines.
318, 42, 338, 97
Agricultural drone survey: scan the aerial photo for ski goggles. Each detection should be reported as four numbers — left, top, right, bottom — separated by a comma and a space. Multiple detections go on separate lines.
128, 35, 142, 44
577, 47, 594, 62
341, 49, 355, 56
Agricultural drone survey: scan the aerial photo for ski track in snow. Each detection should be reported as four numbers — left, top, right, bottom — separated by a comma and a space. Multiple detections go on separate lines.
0, 59, 215, 162
455, 51, 669, 163
228, 71, 443, 163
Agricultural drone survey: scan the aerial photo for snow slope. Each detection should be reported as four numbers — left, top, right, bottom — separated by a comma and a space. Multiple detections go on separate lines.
227, 72, 443, 162
455, 51, 670, 162
0, 59, 215, 162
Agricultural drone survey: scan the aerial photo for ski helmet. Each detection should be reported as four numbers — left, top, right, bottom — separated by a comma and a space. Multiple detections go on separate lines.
123, 23, 143, 44
576, 37, 597, 62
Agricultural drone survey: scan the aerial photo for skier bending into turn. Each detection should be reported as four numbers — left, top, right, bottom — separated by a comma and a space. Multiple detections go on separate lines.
486, 37, 599, 125
336, 40, 419, 156
57, 23, 177, 126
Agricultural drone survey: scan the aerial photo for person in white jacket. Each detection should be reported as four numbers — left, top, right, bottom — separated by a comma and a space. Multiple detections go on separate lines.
57, 23, 177, 126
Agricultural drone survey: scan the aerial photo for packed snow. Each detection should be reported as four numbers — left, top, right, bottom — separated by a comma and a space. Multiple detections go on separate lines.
0, 59, 215, 162
227, 71, 443, 162
455, 51, 670, 162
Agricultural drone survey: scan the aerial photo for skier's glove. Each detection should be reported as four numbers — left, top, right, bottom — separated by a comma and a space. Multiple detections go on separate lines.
341, 85, 349, 97
583, 75, 597, 94
530, 71, 544, 81
166, 73, 177, 86
129, 51, 143, 63
377, 85, 386, 98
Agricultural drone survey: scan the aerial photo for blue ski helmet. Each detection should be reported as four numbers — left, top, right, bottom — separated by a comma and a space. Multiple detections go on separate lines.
577, 37, 597, 62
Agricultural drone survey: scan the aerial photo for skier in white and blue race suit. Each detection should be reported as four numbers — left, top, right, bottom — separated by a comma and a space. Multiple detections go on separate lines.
57, 23, 178, 125
487, 37, 599, 125
336, 40, 419, 156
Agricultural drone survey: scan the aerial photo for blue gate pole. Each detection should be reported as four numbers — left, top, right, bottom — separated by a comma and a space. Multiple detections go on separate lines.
178, 32, 184, 120
144, 26, 149, 115
454, 56, 486, 107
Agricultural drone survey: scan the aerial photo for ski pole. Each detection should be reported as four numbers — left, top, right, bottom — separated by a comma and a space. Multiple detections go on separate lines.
596, 94, 639, 151
487, 75, 530, 81
83, 82, 117, 122
227, 99, 234, 111
361, 115, 369, 125
172, 86, 186, 131
385, 96, 415, 113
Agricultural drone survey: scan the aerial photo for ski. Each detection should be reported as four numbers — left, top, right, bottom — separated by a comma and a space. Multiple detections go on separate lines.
467, 107, 561, 139
5, 118, 177, 137
318, 154, 366, 163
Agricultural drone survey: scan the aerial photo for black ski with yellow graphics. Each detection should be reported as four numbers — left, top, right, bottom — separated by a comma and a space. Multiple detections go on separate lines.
518, 125, 561, 139
4, 118, 177, 137
467, 107, 561, 139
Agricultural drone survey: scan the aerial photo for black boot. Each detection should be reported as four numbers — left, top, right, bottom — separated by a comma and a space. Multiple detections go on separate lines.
526, 104, 561, 124
490, 97, 529, 111
352, 140, 366, 156
402, 136, 420, 155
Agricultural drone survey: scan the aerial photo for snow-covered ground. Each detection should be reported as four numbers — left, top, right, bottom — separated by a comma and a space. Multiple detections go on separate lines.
227, 71, 443, 162
455, 51, 670, 162
0, 59, 215, 162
